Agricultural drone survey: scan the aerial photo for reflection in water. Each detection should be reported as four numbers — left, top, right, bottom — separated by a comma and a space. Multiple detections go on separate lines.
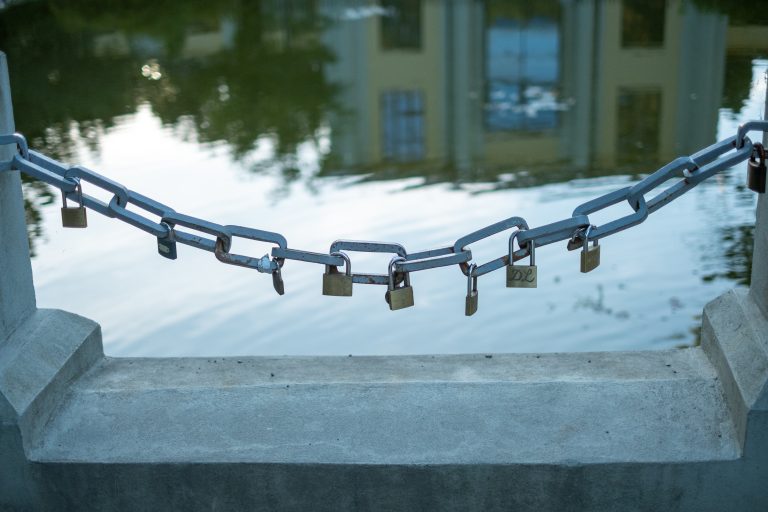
21, 175, 55, 257
2, 0, 337, 247
1, 0, 767, 353
702, 223, 754, 287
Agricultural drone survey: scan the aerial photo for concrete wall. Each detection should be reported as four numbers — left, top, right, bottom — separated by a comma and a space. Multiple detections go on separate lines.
2, 58, 768, 512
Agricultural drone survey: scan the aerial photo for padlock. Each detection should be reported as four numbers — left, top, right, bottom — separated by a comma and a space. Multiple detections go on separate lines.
465, 264, 479, 316
157, 220, 178, 260
385, 256, 414, 310
580, 225, 600, 273
506, 229, 537, 288
322, 251, 353, 297
748, 142, 766, 193
60, 182, 87, 228
272, 262, 285, 296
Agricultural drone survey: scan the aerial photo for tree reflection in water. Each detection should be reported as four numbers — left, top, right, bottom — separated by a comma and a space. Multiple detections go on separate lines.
1, 0, 336, 253
702, 223, 754, 287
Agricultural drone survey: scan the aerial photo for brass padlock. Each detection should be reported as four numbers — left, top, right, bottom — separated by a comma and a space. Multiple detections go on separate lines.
385, 256, 414, 311
157, 220, 178, 260
506, 229, 537, 288
580, 225, 600, 273
465, 264, 479, 316
60, 182, 87, 228
748, 142, 766, 194
322, 251, 353, 297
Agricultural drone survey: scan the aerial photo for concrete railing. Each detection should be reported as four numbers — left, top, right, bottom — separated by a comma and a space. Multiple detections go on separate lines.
1, 52, 767, 511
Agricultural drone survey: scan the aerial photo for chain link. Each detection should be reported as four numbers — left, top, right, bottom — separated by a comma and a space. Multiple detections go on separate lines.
0, 121, 765, 299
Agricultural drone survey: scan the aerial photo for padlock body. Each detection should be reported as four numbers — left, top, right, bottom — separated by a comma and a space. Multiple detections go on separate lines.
60, 206, 88, 228
748, 160, 766, 193
272, 271, 285, 296
386, 285, 414, 310
465, 291, 478, 316
322, 271, 353, 297
157, 238, 178, 260
580, 245, 601, 273
506, 264, 537, 288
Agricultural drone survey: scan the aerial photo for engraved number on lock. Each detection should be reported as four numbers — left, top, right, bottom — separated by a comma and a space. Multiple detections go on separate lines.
322, 252, 353, 297
506, 230, 537, 288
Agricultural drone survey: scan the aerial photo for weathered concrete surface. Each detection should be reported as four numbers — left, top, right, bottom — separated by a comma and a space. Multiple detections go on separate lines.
702, 289, 768, 461
28, 459, 764, 512
9, 348, 765, 511
0, 309, 102, 511
35, 350, 737, 465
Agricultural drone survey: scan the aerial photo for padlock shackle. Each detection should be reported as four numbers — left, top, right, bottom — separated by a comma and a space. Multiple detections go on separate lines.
580, 224, 597, 252
61, 180, 84, 209
508, 229, 535, 266
327, 251, 351, 276
466, 263, 478, 295
388, 256, 409, 290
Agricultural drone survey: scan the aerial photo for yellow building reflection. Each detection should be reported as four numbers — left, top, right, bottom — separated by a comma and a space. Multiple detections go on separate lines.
322, 0, 730, 173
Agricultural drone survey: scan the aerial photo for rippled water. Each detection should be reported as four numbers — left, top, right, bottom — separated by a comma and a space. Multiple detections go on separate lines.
1, 0, 765, 355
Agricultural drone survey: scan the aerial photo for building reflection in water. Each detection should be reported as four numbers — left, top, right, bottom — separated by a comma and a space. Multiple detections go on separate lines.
321, 0, 728, 179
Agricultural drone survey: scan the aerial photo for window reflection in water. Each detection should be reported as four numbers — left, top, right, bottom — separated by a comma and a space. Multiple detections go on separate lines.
381, 90, 426, 162
484, 1, 561, 133
621, 0, 666, 48
380, 0, 422, 50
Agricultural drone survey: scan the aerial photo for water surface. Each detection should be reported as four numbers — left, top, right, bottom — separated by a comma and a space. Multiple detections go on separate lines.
1, 0, 766, 355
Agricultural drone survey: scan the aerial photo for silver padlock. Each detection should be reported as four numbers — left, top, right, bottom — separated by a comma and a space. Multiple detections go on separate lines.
60, 182, 87, 228
157, 220, 177, 260
506, 230, 537, 288
465, 264, 479, 316
580, 225, 600, 273
385, 256, 414, 311
322, 251, 353, 297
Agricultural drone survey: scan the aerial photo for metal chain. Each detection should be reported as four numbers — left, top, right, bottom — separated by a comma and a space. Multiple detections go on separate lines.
0, 123, 765, 304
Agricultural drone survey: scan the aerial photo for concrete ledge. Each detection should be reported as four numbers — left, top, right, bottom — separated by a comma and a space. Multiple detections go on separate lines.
33, 350, 737, 465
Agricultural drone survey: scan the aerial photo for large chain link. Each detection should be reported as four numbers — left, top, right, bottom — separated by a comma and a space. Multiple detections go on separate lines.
0, 123, 765, 301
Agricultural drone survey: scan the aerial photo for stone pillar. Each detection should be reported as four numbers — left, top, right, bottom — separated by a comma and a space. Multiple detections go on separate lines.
0, 51, 36, 340
748, 80, 768, 316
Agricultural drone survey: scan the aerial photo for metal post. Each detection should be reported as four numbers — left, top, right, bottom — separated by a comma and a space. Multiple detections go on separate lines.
0, 51, 36, 340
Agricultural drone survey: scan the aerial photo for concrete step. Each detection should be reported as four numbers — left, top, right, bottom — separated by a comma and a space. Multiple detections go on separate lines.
31, 349, 739, 465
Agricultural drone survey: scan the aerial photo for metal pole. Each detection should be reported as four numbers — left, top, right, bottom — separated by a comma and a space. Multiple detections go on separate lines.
0, 51, 36, 340
749, 72, 768, 315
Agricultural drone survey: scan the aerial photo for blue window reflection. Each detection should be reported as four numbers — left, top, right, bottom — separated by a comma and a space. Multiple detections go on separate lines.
381, 90, 426, 162
485, 14, 560, 132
